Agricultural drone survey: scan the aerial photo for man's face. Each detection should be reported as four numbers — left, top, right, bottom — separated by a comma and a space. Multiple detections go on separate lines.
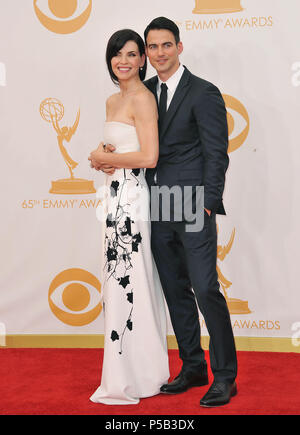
145, 29, 183, 79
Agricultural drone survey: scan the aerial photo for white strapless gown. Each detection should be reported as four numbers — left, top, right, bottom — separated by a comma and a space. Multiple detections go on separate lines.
90, 122, 169, 405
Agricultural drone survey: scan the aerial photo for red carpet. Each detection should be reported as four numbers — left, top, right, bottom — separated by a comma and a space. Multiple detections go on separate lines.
0, 349, 299, 415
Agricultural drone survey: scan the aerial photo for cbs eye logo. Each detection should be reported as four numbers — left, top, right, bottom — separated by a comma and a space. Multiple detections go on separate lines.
222, 94, 249, 153
48, 268, 102, 326
34, 0, 92, 34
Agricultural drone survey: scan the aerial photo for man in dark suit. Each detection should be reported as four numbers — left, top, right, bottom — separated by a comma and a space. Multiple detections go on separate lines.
143, 17, 237, 407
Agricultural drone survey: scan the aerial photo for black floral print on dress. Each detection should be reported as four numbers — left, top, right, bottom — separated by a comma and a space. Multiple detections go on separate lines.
104, 170, 142, 354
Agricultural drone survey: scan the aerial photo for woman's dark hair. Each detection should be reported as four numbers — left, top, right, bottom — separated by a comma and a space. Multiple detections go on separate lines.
106, 29, 147, 85
144, 17, 180, 45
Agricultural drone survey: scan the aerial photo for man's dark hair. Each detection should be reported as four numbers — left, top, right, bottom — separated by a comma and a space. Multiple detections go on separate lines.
106, 29, 147, 85
144, 17, 180, 45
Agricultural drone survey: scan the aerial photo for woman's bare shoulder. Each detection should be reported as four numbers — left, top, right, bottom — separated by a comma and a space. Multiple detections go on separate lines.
132, 86, 157, 111
106, 92, 120, 107
134, 86, 155, 101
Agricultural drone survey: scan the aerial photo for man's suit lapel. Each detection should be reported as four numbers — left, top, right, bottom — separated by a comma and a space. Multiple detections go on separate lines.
159, 67, 191, 140
145, 67, 192, 140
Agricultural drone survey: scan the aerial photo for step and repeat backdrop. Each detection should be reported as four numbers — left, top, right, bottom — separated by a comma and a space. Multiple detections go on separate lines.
0, 0, 299, 351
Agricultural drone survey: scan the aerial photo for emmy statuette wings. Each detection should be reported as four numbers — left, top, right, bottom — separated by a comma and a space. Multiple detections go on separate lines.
40, 98, 96, 194
217, 226, 251, 314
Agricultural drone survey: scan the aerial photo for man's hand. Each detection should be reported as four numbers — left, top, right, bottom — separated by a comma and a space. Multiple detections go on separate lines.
88, 142, 116, 175
98, 163, 115, 175
89, 158, 102, 171
101, 143, 116, 174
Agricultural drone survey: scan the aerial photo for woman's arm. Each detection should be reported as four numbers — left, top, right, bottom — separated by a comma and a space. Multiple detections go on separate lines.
90, 91, 159, 169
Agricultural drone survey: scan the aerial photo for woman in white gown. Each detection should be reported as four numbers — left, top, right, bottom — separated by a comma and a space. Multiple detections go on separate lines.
88, 29, 169, 405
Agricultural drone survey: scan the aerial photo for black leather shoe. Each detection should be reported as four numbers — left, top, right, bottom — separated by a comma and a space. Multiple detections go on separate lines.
200, 381, 237, 407
160, 370, 209, 394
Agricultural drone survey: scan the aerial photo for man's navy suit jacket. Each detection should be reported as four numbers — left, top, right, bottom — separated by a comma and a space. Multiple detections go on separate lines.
144, 66, 229, 217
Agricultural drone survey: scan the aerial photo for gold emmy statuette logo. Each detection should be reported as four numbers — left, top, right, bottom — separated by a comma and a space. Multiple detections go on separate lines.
40, 98, 96, 194
48, 268, 102, 326
216, 95, 251, 314
222, 94, 249, 154
193, 0, 243, 14
33, 0, 92, 34
217, 227, 251, 314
